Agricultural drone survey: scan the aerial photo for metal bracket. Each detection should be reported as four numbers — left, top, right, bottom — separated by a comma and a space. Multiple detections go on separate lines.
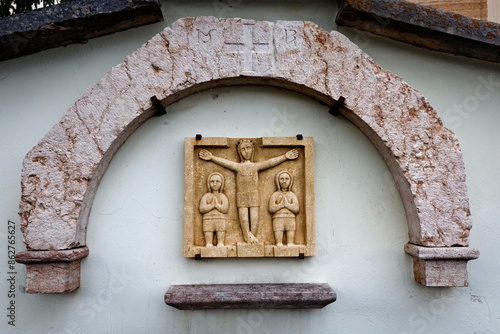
151, 95, 166, 116
328, 96, 345, 116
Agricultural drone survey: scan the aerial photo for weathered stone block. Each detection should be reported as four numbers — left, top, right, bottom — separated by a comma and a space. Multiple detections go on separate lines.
15, 247, 89, 293
200, 246, 229, 258
165, 283, 337, 309
405, 243, 479, 286
274, 245, 304, 257
237, 243, 265, 257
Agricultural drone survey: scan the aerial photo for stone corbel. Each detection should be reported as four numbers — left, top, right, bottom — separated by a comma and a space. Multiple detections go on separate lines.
404, 243, 479, 287
15, 247, 89, 293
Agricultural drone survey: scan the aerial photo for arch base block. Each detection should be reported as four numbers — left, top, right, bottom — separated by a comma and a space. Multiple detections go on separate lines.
404, 244, 479, 287
15, 247, 89, 293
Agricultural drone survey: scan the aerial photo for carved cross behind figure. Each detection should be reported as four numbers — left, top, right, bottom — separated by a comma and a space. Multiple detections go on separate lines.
199, 139, 299, 244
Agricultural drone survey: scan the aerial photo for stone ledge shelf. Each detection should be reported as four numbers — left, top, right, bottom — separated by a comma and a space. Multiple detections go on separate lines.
15, 246, 89, 293
404, 243, 479, 287
164, 283, 337, 310
0, 0, 163, 61
336, 0, 500, 63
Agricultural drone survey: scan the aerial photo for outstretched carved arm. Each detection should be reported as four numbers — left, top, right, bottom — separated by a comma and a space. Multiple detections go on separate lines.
199, 149, 238, 171
257, 149, 299, 171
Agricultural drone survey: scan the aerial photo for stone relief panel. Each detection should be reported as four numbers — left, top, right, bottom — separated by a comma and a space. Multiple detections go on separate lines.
184, 137, 314, 258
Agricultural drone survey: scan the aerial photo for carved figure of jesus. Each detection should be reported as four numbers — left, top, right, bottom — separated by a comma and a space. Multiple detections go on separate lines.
199, 139, 299, 244
199, 172, 229, 247
269, 171, 299, 247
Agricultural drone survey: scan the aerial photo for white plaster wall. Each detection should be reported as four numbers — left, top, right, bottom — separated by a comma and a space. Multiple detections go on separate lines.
1, 1, 499, 333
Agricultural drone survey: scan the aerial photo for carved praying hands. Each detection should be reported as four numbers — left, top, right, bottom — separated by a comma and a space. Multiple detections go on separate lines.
274, 194, 294, 208
212, 197, 226, 211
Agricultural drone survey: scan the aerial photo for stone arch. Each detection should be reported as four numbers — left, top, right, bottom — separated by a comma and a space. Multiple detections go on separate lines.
15, 17, 478, 292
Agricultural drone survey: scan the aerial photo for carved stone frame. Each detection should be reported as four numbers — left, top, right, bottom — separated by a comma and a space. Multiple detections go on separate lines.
184, 137, 315, 258
15, 17, 478, 293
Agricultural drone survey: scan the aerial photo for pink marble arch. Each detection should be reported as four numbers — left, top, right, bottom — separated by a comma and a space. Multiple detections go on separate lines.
15, 17, 478, 293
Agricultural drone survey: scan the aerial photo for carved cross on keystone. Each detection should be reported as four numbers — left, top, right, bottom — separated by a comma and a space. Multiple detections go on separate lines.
225, 23, 270, 73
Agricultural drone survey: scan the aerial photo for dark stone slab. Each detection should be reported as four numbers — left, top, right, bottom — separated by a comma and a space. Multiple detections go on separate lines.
0, 0, 163, 61
336, 0, 500, 63
164, 283, 337, 310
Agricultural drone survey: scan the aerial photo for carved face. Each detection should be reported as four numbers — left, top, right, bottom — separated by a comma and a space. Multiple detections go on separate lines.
239, 142, 254, 161
209, 174, 222, 192
279, 172, 291, 190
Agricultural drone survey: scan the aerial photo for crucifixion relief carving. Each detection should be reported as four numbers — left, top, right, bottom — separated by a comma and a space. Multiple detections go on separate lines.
199, 140, 299, 245
185, 137, 315, 258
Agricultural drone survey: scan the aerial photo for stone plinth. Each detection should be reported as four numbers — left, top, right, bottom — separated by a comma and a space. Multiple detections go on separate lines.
15, 247, 89, 293
237, 243, 265, 257
274, 245, 304, 257
165, 283, 337, 310
404, 243, 479, 286
200, 246, 233, 258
